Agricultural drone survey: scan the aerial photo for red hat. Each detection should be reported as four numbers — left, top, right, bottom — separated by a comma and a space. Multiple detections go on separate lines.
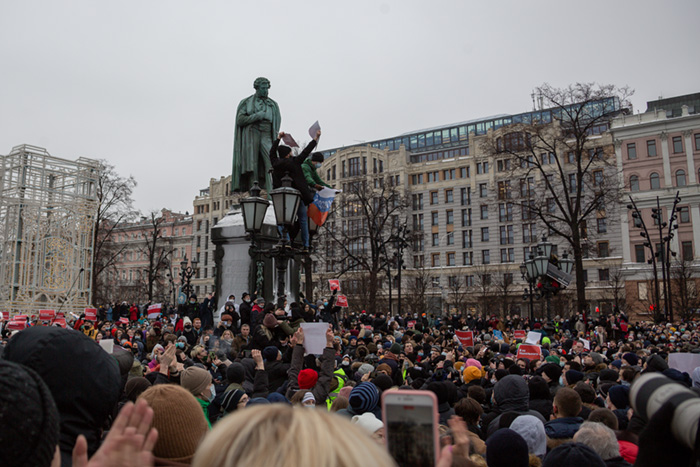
298, 369, 318, 389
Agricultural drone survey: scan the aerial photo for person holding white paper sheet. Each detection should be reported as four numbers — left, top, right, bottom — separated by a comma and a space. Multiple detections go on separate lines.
285, 325, 336, 405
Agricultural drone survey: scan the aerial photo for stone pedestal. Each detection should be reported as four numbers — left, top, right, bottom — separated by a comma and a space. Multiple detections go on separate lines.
211, 205, 300, 311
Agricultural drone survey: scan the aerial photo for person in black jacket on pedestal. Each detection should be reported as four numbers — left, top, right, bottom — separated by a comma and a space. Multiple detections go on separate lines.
269, 129, 321, 253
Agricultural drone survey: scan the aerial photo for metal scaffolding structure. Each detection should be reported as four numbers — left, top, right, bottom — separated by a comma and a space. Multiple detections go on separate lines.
0, 145, 100, 317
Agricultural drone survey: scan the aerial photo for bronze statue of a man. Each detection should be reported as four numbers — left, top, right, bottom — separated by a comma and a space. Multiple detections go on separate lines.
231, 77, 281, 193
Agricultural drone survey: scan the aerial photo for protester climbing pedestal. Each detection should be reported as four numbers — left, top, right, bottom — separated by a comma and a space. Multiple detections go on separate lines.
211, 205, 300, 311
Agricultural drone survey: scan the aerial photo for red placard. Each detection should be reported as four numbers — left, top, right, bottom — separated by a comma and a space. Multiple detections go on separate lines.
329, 279, 341, 291
147, 303, 162, 319
516, 344, 542, 361
56, 312, 64, 319
0, 311, 9, 320
6, 320, 28, 331
52, 318, 67, 328
335, 295, 348, 307
119, 317, 129, 324
84, 308, 97, 321
455, 330, 474, 347
14, 315, 28, 321
514, 330, 527, 340
407, 320, 416, 328
39, 309, 56, 321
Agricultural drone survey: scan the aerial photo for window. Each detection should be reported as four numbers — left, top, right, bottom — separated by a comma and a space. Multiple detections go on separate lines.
430, 191, 438, 205
682, 241, 694, 261
480, 205, 488, 220
479, 183, 488, 198
497, 159, 511, 172
627, 143, 637, 159
522, 200, 535, 220
520, 177, 534, 198
497, 180, 512, 200
598, 241, 609, 258
673, 136, 683, 154
522, 223, 536, 243
629, 175, 639, 192
461, 187, 470, 205
465, 275, 474, 286
597, 217, 607, 233
446, 210, 454, 225
432, 233, 439, 246
482, 250, 490, 264
460, 167, 469, 178
598, 269, 610, 281
679, 206, 690, 223
481, 273, 491, 285
481, 227, 489, 242
446, 232, 454, 245
499, 203, 513, 222
413, 194, 424, 210
463, 251, 473, 265
443, 169, 456, 180
635, 244, 646, 263
567, 151, 576, 164
650, 172, 661, 189
568, 174, 577, 193
676, 169, 687, 187
413, 213, 424, 231
447, 252, 456, 266
462, 230, 472, 248
593, 170, 603, 187
445, 189, 454, 203
477, 162, 489, 174
431, 253, 440, 267
413, 255, 424, 268
431, 211, 439, 226
647, 140, 657, 157
499, 225, 514, 245
348, 157, 361, 176
462, 209, 471, 227
500, 248, 515, 263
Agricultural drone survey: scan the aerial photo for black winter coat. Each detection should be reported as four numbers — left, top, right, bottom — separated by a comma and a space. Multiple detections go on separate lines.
269, 138, 317, 205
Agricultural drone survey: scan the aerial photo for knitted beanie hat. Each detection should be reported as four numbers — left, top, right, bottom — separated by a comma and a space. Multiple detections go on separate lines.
349, 382, 380, 414
226, 362, 245, 385
298, 369, 318, 389
221, 389, 246, 413
622, 352, 639, 366
0, 360, 60, 467
263, 346, 279, 362
389, 342, 402, 355
466, 358, 482, 370
180, 366, 212, 397
540, 363, 562, 381
139, 385, 208, 463
351, 412, 384, 434
463, 366, 482, 383
608, 385, 630, 409
357, 363, 375, 376
565, 369, 585, 385
124, 377, 152, 402
486, 428, 529, 467
542, 442, 605, 467
372, 374, 393, 392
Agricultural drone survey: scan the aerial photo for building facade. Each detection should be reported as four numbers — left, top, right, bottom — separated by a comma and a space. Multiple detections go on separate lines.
192, 175, 236, 297
612, 93, 700, 320
314, 99, 626, 318
106, 209, 193, 305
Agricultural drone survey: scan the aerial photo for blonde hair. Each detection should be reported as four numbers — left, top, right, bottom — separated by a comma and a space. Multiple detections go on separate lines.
192, 404, 397, 467
190, 345, 204, 360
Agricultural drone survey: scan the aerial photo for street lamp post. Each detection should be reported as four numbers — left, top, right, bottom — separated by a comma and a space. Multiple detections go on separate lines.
520, 260, 535, 322
389, 224, 410, 316
179, 255, 198, 304
627, 192, 681, 322
240, 177, 307, 306
520, 236, 574, 322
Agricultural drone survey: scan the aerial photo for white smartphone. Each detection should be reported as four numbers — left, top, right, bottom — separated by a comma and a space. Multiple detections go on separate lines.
382, 390, 440, 467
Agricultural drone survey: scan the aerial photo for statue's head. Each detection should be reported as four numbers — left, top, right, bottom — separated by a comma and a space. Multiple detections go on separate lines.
253, 77, 271, 98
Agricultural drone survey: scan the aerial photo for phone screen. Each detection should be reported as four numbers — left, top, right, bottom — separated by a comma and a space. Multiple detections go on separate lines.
384, 395, 437, 466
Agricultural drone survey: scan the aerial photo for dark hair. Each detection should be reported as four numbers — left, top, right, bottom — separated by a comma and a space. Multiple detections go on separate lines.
454, 397, 483, 425
528, 375, 552, 400
588, 408, 618, 430
467, 385, 486, 404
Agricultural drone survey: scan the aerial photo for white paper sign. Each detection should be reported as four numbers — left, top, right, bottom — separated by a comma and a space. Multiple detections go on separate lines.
99, 339, 114, 354
308, 121, 321, 139
668, 353, 700, 375
300, 322, 328, 355
579, 338, 591, 350
525, 331, 542, 345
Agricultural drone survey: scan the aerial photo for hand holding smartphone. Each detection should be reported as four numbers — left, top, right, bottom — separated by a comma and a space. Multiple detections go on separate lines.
382, 390, 440, 466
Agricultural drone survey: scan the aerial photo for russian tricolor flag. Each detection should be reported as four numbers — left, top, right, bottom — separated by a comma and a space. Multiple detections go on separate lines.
307, 188, 338, 228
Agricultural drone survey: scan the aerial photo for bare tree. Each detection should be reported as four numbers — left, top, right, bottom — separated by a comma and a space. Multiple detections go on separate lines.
481, 83, 632, 320
606, 266, 630, 317
469, 264, 495, 317
492, 272, 514, 319
671, 259, 700, 322
404, 262, 431, 317
140, 211, 174, 303
92, 162, 137, 304
318, 179, 408, 316
447, 274, 470, 317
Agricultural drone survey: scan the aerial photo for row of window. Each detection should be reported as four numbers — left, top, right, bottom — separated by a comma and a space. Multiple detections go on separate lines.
626, 134, 700, 160
411, 167, 469, 185
629, 169, 699, 191
420, 248, 615, 271
633, 241, 694, 262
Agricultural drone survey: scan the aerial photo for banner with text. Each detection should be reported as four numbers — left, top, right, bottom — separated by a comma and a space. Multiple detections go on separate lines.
517, 344, 542, 361
455, 330, 474, 347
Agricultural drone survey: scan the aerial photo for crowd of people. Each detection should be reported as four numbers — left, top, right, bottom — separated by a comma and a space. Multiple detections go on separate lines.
2, 294, 700, 466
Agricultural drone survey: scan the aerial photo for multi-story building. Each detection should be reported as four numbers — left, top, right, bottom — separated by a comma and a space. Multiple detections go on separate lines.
314, 99, 625, 318
192, 175, 235, 297
612, 92, 700, 319
106, 209, 193, 304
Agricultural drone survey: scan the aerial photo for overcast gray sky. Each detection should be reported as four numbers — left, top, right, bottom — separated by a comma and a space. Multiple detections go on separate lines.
2, 1, 699, 214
